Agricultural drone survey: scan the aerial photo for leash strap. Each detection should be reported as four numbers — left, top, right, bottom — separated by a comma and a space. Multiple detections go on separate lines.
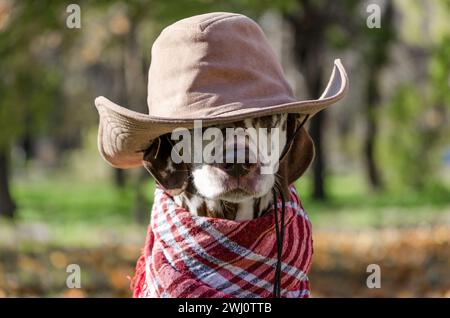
272, 188, 284, 297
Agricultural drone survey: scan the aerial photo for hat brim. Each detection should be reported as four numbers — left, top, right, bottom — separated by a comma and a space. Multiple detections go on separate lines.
95, 59, 348, 168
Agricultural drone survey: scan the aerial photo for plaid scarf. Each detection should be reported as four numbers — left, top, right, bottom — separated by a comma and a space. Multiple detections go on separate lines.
131, 185, 313, 298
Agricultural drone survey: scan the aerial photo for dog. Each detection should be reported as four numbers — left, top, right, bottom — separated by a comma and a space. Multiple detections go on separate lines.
94, 12, 347, 298
142, 113, 312, 221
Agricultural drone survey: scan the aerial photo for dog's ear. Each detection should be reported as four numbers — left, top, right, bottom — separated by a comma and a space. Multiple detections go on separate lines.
277, 115, 315, 198
142, 134, 189, 196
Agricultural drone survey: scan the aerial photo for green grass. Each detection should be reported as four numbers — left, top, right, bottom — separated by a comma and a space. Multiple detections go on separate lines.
3, 179, 154, 247
2, 174, 449, 246
295, 174, 450, 229
296, 173, 450, 208
12, 180, 154, 225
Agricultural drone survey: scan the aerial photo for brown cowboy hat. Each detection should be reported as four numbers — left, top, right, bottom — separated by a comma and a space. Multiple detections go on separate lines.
95, 12, 348, 169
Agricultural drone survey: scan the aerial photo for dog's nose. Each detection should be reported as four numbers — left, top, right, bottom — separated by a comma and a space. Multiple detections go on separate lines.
216, 162, 257, 176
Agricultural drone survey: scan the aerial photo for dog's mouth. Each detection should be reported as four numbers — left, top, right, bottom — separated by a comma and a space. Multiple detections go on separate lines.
216, 187, 255, 202
212, 176, 267, 202
192, 164, 274, 203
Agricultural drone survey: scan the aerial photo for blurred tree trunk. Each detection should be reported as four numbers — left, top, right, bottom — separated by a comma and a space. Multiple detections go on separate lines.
122, 16, 150, 222
286, 0, 328, 200
21, 133, 34, 161
22, 115, 34, 161
114, 169, 126, 188
363, 1, 395, 190
0, 149, 16, 218
364, 70, 383, 190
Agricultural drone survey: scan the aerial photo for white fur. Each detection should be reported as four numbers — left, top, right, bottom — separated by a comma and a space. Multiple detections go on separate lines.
235, 199, 255, 221
185, 114, 288, 220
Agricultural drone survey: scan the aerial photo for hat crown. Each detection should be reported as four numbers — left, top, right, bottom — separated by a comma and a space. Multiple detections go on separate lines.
147, 12, 295, 118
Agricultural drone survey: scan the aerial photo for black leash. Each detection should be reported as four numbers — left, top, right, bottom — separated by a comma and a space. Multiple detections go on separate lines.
272, 187, 285, 298
271, 114, 309, 298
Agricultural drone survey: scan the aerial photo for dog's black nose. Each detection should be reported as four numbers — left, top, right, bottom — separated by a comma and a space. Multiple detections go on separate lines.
216, 163, 257, 177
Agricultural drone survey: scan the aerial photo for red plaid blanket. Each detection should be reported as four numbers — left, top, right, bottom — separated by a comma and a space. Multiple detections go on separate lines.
132, 185, 313, 298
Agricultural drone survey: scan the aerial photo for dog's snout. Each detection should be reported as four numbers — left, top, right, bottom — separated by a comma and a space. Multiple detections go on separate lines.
216, 162, 257, 176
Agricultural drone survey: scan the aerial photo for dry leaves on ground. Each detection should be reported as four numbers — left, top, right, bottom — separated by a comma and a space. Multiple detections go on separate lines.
0, 225, 449, 297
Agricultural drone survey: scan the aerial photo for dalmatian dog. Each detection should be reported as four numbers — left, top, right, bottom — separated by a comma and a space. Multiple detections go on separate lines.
142, 114, 311, 221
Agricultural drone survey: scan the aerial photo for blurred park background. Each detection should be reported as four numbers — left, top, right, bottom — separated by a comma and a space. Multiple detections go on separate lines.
0, 0, 449, 297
